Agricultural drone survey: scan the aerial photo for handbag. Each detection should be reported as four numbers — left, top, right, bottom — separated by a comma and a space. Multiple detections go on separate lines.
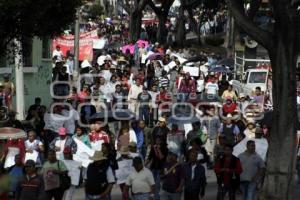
57, 161, 71, 190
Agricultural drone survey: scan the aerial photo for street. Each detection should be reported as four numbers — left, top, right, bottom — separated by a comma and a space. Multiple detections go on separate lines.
72, 170, 300, 200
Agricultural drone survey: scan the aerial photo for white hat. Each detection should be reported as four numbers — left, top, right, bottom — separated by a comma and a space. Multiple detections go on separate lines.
81, 60, 91, 68
239, 93, 246, 98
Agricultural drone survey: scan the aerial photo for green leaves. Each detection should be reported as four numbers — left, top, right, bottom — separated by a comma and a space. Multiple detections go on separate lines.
0, 0, 83, 56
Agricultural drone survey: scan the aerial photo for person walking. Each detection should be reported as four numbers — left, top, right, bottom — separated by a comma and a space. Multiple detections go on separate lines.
146, 137, 168, 200
160, 151, 184, 200
15, 160, 44, 200
85, 151, 115, 200
214, 144, 242, 200
41, 150, 68, 200
183, 149, 206, 200
125, 157, 155, 200
238, 140, 265, 200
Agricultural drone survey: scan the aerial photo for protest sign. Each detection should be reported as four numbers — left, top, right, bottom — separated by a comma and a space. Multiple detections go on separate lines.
74, 138, 95, 157
115, 159, 133, 184
73, 153, 92, 168
233, 138, 268, 160
183, 66, 200, 77
184, 124, 193, 137
93, 38, 107, 49
63, 160, 82, 186
4, 147, 20, 168
25, 150, 38, 162
52, 30, 98, 61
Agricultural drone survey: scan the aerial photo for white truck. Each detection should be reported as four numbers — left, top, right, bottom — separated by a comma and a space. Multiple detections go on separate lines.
232, 68, 270, 96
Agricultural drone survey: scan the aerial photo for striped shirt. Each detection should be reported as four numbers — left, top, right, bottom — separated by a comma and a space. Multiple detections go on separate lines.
159, 77, 170, 89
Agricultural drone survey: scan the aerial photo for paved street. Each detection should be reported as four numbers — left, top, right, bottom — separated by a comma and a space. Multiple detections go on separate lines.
73, 170, 300, 200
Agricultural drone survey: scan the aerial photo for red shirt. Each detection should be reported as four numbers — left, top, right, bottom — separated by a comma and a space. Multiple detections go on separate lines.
214, 156, 242, 186
156, 91, 172, 110
223, 103, 237, 114
89, 130, 110, 144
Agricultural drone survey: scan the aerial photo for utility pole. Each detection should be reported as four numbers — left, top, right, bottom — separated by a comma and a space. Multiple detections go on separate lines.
74, 8, 80, 81
14, 39, 25, 120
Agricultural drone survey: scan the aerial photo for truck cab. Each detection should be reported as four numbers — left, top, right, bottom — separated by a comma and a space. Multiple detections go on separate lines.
232, 69, 270, 97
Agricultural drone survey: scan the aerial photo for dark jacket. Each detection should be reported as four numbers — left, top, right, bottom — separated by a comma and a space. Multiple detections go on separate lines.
151, 126, 169, 145
214, 155, 242, 188
183, 162, 206, 191
15, 174, 44, 200
85, 162, 109, 195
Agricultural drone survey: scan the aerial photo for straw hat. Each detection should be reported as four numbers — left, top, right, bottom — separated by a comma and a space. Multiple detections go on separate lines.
90, 151, 107, 161
119, 146, 130, 155
247, 119, 256, 126
117, 56, 128, 63
158, 117, 166, 123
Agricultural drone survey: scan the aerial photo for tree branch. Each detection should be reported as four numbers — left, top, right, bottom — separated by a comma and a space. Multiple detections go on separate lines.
226, 0, 273, 50
148, 0, 161, 15
248, 0, 261, 20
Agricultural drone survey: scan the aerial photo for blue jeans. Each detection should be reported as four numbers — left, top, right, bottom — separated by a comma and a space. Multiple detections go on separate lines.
139, 107, 150, 125
152, 170, 161, 200
161, 190, 181, 200
177, 93, 188, 102
241, 181, 257, 200
133, 193, 150, 200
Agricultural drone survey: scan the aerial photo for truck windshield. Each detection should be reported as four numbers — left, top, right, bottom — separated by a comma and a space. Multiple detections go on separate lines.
248, 72, 267, 83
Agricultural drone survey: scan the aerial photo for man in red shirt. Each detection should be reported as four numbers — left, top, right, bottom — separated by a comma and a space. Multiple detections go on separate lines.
89, 121, 110, 145
214, 144, 242, 200
222, 97, 237, 115
155, 87, 172, 116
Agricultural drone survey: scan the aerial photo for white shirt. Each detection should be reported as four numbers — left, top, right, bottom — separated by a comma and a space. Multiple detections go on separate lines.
197, 79, 205, 93
44, 113, 66, 133
25, 139, 42, 151
149, 91, 159, 108
52, 49, 64, 60
65, 59, 74, 75
62, 109, 80, 135
128, 84, 143, 100
205, 82, 219, 95
101, 70, 112, 82
55, 139, 66, 160
126, 167, 155, 194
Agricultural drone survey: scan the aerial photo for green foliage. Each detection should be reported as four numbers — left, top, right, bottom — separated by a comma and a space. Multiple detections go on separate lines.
0, 0, 83, 55
83, 3, 104, 20
204, 36, 225, 46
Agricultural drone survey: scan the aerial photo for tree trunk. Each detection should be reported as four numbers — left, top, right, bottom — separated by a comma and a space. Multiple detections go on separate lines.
175, 6, 186, 47
129, 10, 143, 42
156, 13, 168, 44
260, 29, 298, 200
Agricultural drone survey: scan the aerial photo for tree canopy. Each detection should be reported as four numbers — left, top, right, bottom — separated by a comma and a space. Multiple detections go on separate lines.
0, 0, 82, 56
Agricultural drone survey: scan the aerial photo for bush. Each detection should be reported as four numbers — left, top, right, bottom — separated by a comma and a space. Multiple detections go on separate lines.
204, 36, 225, 46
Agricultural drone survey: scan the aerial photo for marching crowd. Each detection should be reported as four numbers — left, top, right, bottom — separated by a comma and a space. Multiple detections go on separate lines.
0, 24, 274, 200
0, 41, 271, 200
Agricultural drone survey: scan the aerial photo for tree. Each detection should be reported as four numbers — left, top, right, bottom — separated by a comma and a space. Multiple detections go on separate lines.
123, 0, 149, 42
82, 3, 104, 21
0, 0, 82, 57
226, 0, 299, 199
148, 0, 175, 44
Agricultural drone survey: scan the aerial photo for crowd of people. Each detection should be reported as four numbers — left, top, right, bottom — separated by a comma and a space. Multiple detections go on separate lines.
0, 17, 277, 200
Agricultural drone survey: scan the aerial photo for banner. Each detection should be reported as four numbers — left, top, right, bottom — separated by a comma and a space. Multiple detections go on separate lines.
52, 30, 98, 61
